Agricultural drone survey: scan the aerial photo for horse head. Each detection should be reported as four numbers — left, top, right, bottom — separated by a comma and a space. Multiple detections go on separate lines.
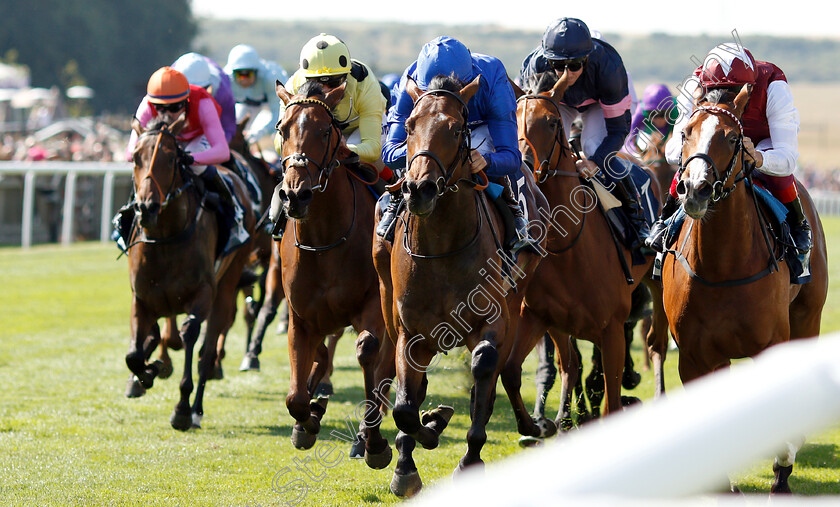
677, 84, 751, 218
515, 70, 572, 178
401, 75, 479, 216
131, 114, 187, 228
274, 79, 347, 219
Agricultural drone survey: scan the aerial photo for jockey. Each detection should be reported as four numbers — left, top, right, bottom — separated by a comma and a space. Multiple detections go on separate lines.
172, 52, 237, 143
647, 43, 810, 254
269, 33, 390, 238
622, 83, 677, 156
123, 67, 249, 254
378, 36, 537, 254
518, 17, 650, 251
224, 44, 289, 147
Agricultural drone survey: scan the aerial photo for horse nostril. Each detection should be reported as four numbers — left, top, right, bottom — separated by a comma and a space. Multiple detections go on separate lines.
696, 182, 713, 200
298, 189, 313, 205
676, 180, 688, 197
276, 189, 288, 203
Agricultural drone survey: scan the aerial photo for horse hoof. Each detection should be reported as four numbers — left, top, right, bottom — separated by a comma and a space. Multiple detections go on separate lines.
390, 470, 422, 498
622, 369, 642, 390
276, 321, 288, 335
210, 364, 224, 380
517, 436, 544, 448
291, 425, 317, 450
365, 444, 393, 470
170, 411, 192, 431
239, 355, 260, 372
125, 376, 146, 398
192, 412, 203, 429
533, 416, 557, 438
453, 458, 484, 478
155, 359, 173, 379
349, 438, 365, 459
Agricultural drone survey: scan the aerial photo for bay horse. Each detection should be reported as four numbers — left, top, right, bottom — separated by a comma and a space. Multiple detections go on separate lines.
659, 84, 828, 493
272, 80, 396, 468
125, 117, 255, 430
501, 70, 668, 437
373, 75, 546, 497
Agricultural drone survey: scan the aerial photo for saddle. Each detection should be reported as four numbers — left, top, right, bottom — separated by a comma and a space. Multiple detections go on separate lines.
658, 181, 810, 284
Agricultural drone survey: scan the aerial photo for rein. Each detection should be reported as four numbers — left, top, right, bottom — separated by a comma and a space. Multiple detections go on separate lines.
666, 105, 783, 287
401, 191, 485, 259
516, 94, 577, 183
407, 88, 473, 195
279, 98, 348, 193
291, 170, 358, 252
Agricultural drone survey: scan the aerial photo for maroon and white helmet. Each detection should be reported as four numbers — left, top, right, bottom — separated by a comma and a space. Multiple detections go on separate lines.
698, 43, 756, 88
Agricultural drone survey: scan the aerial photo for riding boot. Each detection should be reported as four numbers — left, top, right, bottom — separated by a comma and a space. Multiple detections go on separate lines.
376, 189, 403, 242
495, 177, 540, 255
111, 201, 136, 252
784, 195, 812, 254
645, 193, 679, 253
613, 175, 651, 252
201, 167, 250, 254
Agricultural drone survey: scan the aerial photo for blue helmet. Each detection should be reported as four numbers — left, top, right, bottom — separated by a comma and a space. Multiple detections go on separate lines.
541, 18, 594, 60
416, 36, 474, 89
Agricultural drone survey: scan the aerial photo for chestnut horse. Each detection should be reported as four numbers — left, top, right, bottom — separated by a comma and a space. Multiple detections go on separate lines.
659, 85, 828, 493
272, 80, 395, 467
501, 71, 668, 436
373, 75, 546, 497
125, 117, 254, 430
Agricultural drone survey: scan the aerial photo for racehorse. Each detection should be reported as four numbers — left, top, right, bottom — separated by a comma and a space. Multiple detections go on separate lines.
124, 117, 255, 430
373, 75, 546, 497
501, 70, 668, 437
659, 84, 828, 493
272, 80, 396, 467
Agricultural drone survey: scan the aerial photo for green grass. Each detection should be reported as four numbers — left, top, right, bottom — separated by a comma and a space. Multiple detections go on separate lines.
1, 218, 839, 505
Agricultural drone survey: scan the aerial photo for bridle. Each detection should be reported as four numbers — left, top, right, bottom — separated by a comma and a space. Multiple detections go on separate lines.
406, 89, 472, 196
516, 93, 577, 183
678, 105, 748, 203
134, 126, 194, 212
279, 98, 344, 193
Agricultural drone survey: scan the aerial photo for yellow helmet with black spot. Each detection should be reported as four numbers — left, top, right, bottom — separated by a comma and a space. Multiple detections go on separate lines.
299, 34, 351, 78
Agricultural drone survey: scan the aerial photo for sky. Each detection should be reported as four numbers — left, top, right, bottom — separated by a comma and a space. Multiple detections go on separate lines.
191, 0, 838, 38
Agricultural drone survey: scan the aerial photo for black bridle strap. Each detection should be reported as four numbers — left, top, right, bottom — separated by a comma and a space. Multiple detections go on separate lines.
280, 98, 343, 192
516, 94, 575, 182
291, 171, 357, 252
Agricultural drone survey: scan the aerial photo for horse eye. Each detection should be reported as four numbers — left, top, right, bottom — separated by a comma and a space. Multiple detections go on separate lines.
728, 135, 737, 145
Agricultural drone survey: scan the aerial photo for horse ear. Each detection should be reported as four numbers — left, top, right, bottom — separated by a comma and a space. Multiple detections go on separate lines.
275, 79, 292, 105
169, 112, 187, 136
459, 75, 482, 103
131, 117, 144, 137
692, 83, 706, 106
548, 70, 571, 101
324, 81, 347, 110
732, 84, 752, 116
406, 76, 422, 102
509, 77, 525, 100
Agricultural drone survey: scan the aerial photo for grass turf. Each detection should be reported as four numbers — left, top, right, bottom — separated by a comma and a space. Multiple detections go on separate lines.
1, 216, 839, 505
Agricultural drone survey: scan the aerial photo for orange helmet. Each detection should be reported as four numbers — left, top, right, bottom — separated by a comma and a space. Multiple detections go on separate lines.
147, 67, 190, 104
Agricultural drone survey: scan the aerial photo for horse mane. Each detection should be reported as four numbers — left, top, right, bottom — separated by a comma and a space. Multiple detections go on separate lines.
297, 80, 327, 99
146, 118, 170, 132
522, 71, 558, 95
427, 74, 462, 93
700, 87, 739, 106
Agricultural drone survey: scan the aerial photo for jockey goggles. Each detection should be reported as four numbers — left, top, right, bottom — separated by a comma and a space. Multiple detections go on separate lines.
153, 100, 187, 113
233, 69, 257, 79
307, 74, 347, 89
549, 57, 586, 73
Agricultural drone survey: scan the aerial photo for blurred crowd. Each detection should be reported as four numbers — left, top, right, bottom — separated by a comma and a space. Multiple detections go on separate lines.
0, 118, 127, 162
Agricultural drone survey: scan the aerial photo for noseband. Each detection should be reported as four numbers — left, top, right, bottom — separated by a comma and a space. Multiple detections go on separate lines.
279, 98, 343, 193
516, 94, 575, 183
407, 89, 471, 195
134, 127, 193, 211
679, 106, 747, 202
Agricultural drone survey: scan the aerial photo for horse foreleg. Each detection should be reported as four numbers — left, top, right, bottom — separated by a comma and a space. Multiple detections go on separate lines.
585, 345, 605, 418
286, 314, 322, 450
156, 317, 177, 379
125, 318, 162, 398
600, 322, 626, 416
171, 311, 206, 431
314, 332, 341, 397
553, 334, 584, 431
391, 334, 450, 498
126, 299, 160, 392
772, 437, 804, 494
501, 308, 555, 438
354, 328, 393, 470
456, 339, 499, 474
240, 252, 282, 372
622, 321, 642, 390
644, 278, 669, 397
